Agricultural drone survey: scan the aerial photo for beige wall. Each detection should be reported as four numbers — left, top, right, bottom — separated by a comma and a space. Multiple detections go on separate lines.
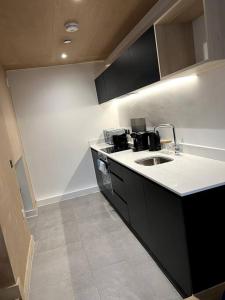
0, 65, 31, 299
0, 66, 36, 212
0, 66, 22, 163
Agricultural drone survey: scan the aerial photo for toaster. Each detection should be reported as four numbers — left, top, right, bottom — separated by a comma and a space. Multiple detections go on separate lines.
103, 129, 126, 145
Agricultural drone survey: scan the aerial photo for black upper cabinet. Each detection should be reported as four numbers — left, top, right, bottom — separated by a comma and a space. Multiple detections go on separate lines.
95, 26, 160, 104
128, 27, 160, 91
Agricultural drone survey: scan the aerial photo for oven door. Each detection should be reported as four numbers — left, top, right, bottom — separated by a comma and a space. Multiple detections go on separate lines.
97, 158, 112, 193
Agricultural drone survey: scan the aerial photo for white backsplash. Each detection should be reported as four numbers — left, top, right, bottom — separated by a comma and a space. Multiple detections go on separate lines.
113, 64, 225, 162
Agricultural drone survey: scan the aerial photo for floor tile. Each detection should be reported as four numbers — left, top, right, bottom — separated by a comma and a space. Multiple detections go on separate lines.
78, 211, 123, 241
94, 261, 155, 300
82, 231, 127, 271
30, 278, 75, 300
74, 202, 108, 222
32, 241, 93, 285
73, 194, 110, 222
30, 253, 69, 289
109, 227, 149, 261
65, 242, 92, 279
69, 192, 106, 210
70, 271, 95, 293
35, 219, 81, 253
130, 255, 182, 300
36, 205, 77, 231
29, 192, 182, 300
73, 286, 100, 300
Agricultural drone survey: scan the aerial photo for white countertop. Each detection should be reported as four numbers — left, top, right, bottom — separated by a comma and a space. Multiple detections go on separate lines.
90, 142, 225, 197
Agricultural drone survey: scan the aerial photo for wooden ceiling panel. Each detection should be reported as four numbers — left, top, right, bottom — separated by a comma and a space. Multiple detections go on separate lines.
0, 0, 158, 70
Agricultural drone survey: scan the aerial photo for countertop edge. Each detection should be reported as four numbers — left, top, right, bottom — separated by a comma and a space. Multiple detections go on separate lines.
90, 145, 225, 197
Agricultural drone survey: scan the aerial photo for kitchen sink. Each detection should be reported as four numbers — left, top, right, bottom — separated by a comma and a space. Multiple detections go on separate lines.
135, 156, 173, 166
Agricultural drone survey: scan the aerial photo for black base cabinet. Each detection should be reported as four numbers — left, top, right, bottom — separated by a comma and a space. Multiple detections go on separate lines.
125, 166, 150, 243
182, 189, 225, 294
91, 152, 225, 297
144, 179, 192, 296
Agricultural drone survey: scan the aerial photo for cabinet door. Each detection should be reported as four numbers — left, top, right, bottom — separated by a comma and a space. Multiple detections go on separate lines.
125, 169, 149, 242
91, 149, 114, 202
108, 48, 133, 98
0, 67, 22, 163
128, 26, 160, 91
183, 189, 225, 294
95, 73, 107, 104
144, 179, 192, 296
95, 26, 160, 103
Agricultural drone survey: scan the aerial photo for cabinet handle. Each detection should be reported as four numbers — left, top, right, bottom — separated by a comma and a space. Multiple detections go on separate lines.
9, 160, 13, 168
113, 189, 127, 204
110, 171, 124, 182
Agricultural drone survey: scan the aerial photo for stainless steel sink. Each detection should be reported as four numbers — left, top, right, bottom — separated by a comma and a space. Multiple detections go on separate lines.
135, 156, 173, 166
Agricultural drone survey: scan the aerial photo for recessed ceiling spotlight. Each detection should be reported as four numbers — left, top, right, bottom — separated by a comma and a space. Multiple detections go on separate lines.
61, 53, 68, 59
64, 22, 79, 32
64, 39, 72, 44
105, 64, 111, 67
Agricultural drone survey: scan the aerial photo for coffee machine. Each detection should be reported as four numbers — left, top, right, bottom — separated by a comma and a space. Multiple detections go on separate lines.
112, 132, 129, 150
130, 132, 149, 152
149, 131, 161, 151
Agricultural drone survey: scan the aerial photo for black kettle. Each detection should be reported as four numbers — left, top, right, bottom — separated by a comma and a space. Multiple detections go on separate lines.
130, 132, 149, 152
149, 131, 161, 151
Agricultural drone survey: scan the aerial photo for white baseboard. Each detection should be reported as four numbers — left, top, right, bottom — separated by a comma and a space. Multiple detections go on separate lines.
25, 208, 38, 219
37, 186, 99, 207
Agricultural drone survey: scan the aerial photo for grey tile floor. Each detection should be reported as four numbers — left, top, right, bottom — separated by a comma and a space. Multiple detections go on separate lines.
28, 192, 182, 300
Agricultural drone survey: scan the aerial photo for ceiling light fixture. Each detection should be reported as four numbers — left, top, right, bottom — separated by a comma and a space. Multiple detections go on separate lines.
64, 22, 79, 32
61, 53, 68, 59
64, 39, 72, 44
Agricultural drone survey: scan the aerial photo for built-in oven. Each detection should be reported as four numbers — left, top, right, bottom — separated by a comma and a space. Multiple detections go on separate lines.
97, 151, 113, 196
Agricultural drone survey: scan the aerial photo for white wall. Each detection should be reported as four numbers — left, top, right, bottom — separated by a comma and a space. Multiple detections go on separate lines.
8, 63, 119, 202
115, 65, 225, 149
8, 61, 225, 203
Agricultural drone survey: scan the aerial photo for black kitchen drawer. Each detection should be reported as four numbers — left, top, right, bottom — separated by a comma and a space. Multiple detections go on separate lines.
144, 178, 192, 296
109, 159, 126, 180
111, 189, 129, 222
110, 172, 127, 201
